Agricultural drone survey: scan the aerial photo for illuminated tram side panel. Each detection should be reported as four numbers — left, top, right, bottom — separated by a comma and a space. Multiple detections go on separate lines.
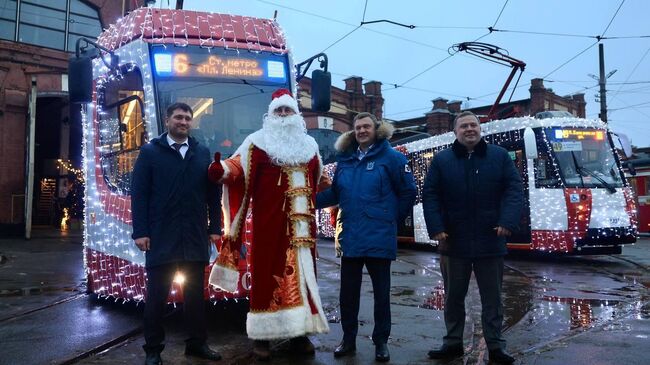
625, 161, 650, 235
318, 116, 638, 254
81, 8, 294, 302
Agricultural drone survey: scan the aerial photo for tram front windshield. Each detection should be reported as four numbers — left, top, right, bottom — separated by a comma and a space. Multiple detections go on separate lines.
152, 46, 291, 157
547, 128, 623, 188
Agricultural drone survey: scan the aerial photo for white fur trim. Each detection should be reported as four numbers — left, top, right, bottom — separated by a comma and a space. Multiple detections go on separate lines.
294, 196, 308, 214
222, 183, 231, 235
294, 219, 310, 238
290, 170, 306, 187
246, 247, 329, 339
268, 93, 299, 115
208, 264, 240, 293
223, 139, 254, 239
220, 160, 230, 180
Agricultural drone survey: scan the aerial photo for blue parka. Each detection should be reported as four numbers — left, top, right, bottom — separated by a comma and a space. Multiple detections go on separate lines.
317, 123, 417, 260
131, 133, 221, 268
421, 139, 523, 258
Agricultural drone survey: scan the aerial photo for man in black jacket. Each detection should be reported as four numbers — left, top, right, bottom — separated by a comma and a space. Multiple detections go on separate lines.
422, 111, 523, 364
131, 102, 222, 365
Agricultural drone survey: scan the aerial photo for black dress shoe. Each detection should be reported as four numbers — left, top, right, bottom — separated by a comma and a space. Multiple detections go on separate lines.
185, 343, 222, 361
333, 341, 356, 357
144, 352, 162, 365
489, 349, 515, 364
427, 344, 464, 359
375, 343, 390, 362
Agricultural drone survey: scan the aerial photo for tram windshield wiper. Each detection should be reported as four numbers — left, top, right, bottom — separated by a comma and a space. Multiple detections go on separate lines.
571, 152, 616, 194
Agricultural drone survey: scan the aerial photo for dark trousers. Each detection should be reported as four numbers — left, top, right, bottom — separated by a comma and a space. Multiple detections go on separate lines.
340, 257, 392, 345
143, 261, 207, 353
440, 255, 506, 350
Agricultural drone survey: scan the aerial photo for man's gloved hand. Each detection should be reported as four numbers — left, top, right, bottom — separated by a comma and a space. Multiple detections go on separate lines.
208, 152, 224, 182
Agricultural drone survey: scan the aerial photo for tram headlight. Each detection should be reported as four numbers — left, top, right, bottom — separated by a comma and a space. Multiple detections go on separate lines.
173, 272, 186, 285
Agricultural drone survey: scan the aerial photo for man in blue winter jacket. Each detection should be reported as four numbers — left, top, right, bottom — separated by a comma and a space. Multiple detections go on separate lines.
317, 112, 417, 362
422, 111, 523, 364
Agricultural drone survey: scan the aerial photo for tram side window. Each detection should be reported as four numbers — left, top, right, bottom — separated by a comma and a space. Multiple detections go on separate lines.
534, 131, 562, 188
98, 67, 146, 194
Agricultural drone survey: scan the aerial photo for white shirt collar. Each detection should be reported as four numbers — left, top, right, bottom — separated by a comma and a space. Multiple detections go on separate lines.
166, 134, 188, 147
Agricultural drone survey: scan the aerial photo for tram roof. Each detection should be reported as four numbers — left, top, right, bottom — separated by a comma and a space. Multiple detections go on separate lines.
402, 116, 607, 153
97, 7, 287, 53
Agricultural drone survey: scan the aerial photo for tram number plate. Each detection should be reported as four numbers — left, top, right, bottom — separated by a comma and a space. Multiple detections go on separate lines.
608, 217, 621, 225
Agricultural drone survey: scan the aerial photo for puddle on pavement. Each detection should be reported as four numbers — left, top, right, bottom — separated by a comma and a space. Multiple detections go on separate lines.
416, 268, 535, 330
533, 295, 626, 331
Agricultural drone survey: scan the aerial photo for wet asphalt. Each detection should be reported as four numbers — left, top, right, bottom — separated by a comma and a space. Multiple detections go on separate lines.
0, 228, 648, 364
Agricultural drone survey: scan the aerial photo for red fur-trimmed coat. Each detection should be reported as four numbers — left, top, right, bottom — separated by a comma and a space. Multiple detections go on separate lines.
208, 140, 330, 340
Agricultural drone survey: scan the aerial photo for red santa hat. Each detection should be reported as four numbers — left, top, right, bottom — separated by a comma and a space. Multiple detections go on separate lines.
268, 88, 300, 115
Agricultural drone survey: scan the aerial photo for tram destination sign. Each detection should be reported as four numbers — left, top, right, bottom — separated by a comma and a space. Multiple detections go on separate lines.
153, 50, 287, 84
553, 128, 605, 141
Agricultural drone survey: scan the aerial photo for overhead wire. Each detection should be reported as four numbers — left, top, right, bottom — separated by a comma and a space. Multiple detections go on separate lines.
492, 0, 509, 28
257, 0, 449, 53
488, 28, 648, 40
318, 0, 368, 55
600, 0, 626, 37
319, 27, 361, 54
260, 0, 645, 127
392, 0, 508, 89
612, 46, 650, 99
542, 42, 599, 79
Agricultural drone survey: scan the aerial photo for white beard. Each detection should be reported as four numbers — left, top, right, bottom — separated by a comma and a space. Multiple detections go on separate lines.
247, 113, 319, 166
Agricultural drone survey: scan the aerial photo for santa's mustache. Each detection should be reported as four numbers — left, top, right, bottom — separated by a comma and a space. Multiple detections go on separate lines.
263, 113, 306, 133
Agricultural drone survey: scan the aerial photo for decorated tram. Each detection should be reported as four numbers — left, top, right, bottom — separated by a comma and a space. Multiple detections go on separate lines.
319, 115, 638, 254
68, 7, 328, 302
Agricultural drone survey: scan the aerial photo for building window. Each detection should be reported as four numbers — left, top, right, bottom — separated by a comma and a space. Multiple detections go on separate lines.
0, 0, 17, 41
0, 0, 102, 52
67, 0, 103, 52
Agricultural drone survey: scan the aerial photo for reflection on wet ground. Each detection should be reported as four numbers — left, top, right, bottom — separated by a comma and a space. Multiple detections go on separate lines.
541, 296, 620, 330
314, 242, 650, 363
503, 251, 650, 359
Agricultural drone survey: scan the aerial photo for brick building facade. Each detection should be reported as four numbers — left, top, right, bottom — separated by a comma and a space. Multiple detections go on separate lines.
0, 0, 144, 234
391, 78, 587, 144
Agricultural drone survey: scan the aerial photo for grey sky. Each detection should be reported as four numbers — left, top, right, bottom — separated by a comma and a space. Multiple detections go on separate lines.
152, 0, 650, 147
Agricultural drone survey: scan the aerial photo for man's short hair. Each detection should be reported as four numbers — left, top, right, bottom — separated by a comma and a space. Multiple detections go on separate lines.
353, 112, 380, 128
452, 111, 479, 128
166, 102, 193, 118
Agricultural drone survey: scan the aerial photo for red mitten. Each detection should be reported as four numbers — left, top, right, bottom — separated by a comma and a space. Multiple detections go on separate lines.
208, 152, 224, 182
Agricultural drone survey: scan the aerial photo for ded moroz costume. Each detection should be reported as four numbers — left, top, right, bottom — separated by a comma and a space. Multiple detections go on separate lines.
207, 89, 329, 342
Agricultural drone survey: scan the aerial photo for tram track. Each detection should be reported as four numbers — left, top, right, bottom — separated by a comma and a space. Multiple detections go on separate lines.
0, 292, 86, 323
0, 290, 147, 365
53, 298, 187, 365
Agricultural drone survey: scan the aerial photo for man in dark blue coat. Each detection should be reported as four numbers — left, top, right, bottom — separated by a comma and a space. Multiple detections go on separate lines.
317, 112, 417, 362
131, 102, 222, 365
422, 111, 523, 364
